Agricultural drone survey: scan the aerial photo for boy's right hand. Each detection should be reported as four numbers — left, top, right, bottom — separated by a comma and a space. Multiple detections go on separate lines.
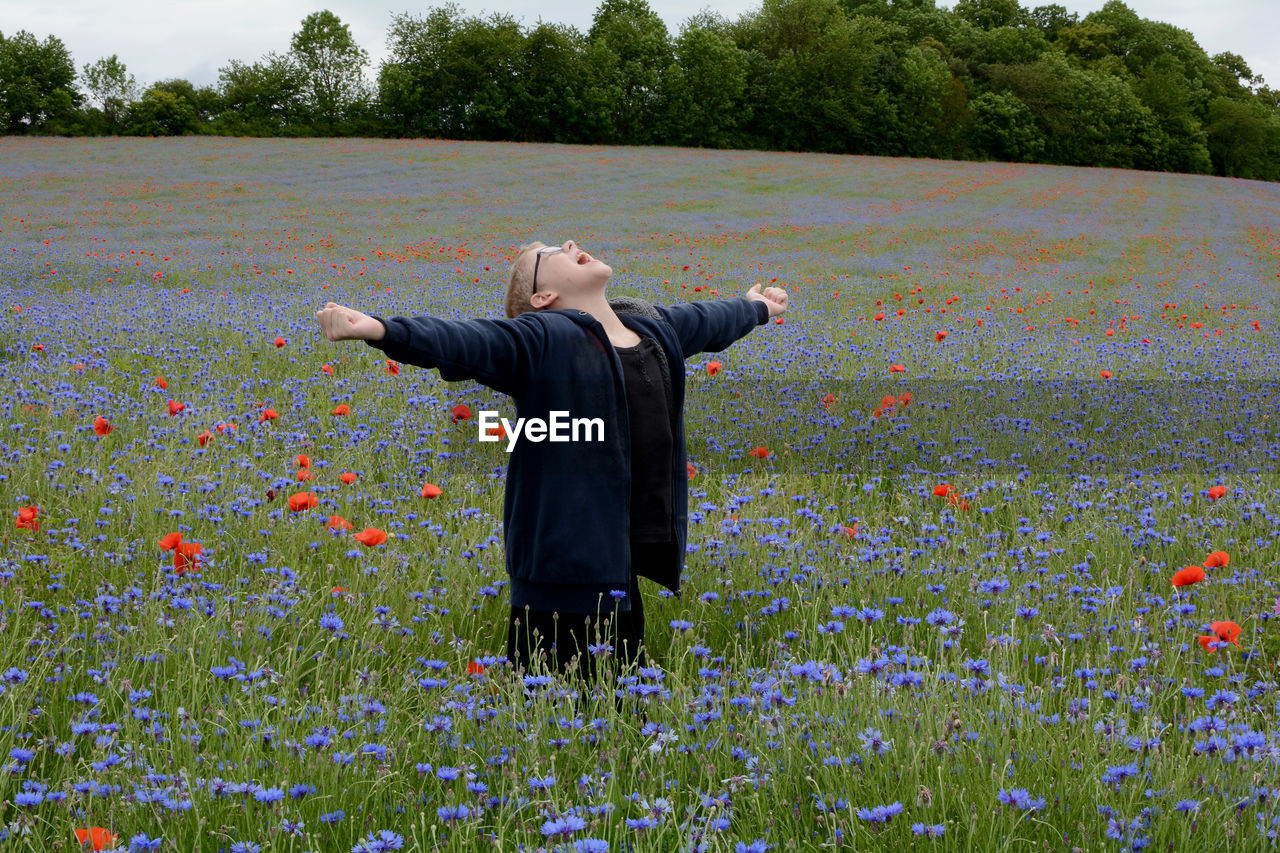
316, 302, 385, 342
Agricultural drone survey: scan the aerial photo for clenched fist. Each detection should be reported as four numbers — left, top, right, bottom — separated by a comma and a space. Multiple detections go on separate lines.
316, 302, 385, 342
745, 283, 790, 318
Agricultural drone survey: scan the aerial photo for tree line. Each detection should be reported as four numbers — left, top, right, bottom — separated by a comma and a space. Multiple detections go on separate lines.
3, 0, 1279, 181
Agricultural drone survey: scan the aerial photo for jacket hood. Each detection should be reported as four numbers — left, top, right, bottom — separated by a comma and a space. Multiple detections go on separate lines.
608, 295, 662, 321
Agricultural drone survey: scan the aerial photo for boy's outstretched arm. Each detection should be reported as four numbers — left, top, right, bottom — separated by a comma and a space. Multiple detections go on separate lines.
315, 301, 539, 396
657, 284, 789, 359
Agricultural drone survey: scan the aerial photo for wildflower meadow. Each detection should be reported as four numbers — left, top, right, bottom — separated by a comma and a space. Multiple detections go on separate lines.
2, 136, 1280, 852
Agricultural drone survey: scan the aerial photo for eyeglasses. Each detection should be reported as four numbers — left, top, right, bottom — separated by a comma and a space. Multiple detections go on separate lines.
531, 245, 563, 295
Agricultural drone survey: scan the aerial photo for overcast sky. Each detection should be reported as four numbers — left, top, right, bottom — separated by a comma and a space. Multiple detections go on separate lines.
3, 0, 1276, 95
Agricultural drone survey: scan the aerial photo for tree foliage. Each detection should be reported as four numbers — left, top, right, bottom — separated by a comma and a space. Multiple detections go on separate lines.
6, 1, 1280, 181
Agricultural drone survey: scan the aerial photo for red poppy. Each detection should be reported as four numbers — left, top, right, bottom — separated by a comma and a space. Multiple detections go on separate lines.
174, 541, 202, 575
296, 454, 311, 468
898, 392, 912, 406
339, 472, 357, 485
297, 469, 313, 482
1204, 551, 1229, 568
874, 312, 885, 321
332, 404, 350, 416
841, 524, 858, 538
932, 484, 954, 497
487, 423, 507, 439
321, 364, 334, 375
749, 446, 770, 459
155, 376, 168, 389
328, 514, 354, 531
273, 336, 286, 347
288, 491, 318, 512
1207, 485, 1227, 500
15, 505, 40, 531
1197, 620, 1241, 652
1171, 565, 1205, 587
215, 422, 236, 434
93, 416, 112, 436
687, 462, 697, 480
259, 408, 279, 422
935, 331, 947, 342
331, 586, 348, 595
354, 528, 388, 547
1100, 370, 1112, 379
468, 661, 485, 675
889, 364, 906, 373
821, 392, 835, 407
451, 404, 471, 423
385, 360, 399, 375
197, 430, 213, 447
167, 399, 185, 416
74, 828, 118, 851
880, 394, 896, 411
422, 482, 443, 499
707, 361, 722, 376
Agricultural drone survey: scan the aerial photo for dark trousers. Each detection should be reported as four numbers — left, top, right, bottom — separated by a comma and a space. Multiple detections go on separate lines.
506, 543, 668, 696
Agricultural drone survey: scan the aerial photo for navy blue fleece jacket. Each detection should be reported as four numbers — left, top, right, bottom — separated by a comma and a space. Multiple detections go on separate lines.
365, 296, 770, 614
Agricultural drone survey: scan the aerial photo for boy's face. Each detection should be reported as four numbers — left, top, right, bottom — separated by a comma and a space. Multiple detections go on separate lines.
530, 240, 612, 308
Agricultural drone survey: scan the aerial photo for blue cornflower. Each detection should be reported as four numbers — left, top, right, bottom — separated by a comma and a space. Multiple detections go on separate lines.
911, 823, 945, 837
253, 787, 284, 804
129, 834, 163, 852
230, 842, 261, 853
528, 774, 556, 790
856, 802, 903, 823
437, 766, 461, 781
859, 727, 893, 756
14, 791, 42, 806
320, 612, 344, 632
572, 841, 609, 853
9, 747, 35, 764
352, 829, 404, 852
541, 814, 587, 837
319, 809, 346, 824
997, 788, 1045, 811
1102, 763, 1141, 787
734, 841, 771, 853
438, 803, 472, 821
1174, 799, 1200, 813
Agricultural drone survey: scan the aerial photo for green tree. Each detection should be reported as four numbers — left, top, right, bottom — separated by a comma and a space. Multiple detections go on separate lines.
81, 55, 137, 133
953, 0, 1026, 31
657, 11, 749, 148
1028, 4, 1076, 40
217, 53, 307, 135
126, 86, 197, 136
380, 5, 465, 138
967, 90, 1044, 160
290, 10, 369, 133
587, 0, 674, 145
1206, 96, 1280, 180
514, 22, 599, 143
0, 29, 80, 133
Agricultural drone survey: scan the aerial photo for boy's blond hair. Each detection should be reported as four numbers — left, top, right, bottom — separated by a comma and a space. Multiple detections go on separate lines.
505, 241, 547, 318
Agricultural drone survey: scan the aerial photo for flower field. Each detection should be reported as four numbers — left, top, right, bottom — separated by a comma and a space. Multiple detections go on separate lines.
2, 136, 1280, 852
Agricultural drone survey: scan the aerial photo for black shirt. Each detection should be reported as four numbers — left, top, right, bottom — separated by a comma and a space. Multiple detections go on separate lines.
616, 336, 674, 542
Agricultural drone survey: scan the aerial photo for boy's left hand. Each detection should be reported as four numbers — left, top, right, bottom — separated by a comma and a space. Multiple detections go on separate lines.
746, 283, 789, 318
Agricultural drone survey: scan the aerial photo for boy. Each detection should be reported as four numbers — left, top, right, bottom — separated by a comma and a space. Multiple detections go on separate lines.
315, 239, 788, 696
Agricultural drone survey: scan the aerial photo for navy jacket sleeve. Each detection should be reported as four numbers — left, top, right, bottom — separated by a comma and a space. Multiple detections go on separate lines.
656, 297, 770, 360
364, 313, 542, 396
